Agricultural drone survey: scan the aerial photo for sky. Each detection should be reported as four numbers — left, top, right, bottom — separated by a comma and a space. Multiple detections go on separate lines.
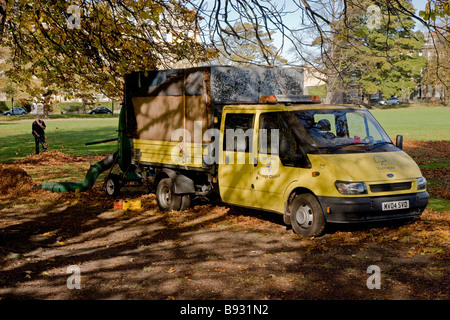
272, 0, 431, 62
278, 0, 429, 31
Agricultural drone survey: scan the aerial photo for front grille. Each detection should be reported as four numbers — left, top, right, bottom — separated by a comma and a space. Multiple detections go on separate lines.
370, 182, 412, 193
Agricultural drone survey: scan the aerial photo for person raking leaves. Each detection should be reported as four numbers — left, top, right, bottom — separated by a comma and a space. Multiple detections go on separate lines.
32, 115, 48, 154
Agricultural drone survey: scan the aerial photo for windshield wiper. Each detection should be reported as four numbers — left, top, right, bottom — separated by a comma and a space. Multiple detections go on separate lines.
368, 141, 394, 151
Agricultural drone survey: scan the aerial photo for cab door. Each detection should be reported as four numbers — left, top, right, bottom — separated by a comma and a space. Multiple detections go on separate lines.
218, 112, 256, 207
253, 112, 299, 213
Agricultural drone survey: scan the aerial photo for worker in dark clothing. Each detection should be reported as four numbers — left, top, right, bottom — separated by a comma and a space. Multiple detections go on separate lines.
32, 115, 48, 154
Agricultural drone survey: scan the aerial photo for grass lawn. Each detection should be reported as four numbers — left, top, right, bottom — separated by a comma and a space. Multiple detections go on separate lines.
0, 118, 118, 163
370, 107, 450, 141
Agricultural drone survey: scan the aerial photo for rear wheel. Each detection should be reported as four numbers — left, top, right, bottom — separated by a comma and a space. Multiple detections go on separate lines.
156, 178, 181, 211
290, 193, 326, 237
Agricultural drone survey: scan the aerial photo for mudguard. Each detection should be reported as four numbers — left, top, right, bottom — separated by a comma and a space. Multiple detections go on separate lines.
173, 174, 195, 195
155, 169, 195, 195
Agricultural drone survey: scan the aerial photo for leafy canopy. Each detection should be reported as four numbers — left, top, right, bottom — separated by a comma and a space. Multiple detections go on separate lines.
2, 0, 212, 98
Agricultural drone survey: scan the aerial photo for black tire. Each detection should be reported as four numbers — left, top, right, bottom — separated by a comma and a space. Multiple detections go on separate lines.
290, 193, 326, 237
105, 174, 121, 197
156, 178, 181, 211
180, 194, 192, 210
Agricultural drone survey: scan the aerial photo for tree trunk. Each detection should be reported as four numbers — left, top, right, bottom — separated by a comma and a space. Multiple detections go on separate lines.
82, 99, 87, 114
43, 105, 49, 119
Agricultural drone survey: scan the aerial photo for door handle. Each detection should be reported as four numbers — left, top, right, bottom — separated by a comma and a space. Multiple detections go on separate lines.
253, 158, 258, 167
225, 156, 229, 164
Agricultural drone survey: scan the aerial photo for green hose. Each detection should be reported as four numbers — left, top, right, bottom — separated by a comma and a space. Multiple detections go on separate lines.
39, 152, 117, 193
40, 106, 135, 193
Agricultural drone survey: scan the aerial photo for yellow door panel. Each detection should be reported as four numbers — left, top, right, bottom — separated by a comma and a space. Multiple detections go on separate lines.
219, 151, 254, 206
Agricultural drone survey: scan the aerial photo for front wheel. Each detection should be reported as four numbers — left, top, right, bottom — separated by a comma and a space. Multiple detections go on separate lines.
290, 193, 326, 237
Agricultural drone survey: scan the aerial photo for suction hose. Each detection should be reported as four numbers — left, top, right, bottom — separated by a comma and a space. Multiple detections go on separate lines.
39, 152, 117, 193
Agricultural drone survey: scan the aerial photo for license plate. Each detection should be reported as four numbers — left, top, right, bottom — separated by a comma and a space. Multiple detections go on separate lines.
382, 200, 409, 211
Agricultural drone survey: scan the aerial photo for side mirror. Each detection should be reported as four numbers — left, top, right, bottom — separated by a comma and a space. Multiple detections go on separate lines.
279, 139, 291, 158
396, 135, 403, 150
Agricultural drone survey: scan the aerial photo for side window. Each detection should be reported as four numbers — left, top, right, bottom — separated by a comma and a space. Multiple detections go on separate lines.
259, 113, 298, 155
259, 113, 279, 155
223, 113, 254, 152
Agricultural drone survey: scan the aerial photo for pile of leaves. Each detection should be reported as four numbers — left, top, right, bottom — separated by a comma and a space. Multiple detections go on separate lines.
0, 164, 34, 195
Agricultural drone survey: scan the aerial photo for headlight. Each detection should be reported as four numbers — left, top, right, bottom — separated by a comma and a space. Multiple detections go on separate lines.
417, 177, 427, 190
335, 181, 367, 195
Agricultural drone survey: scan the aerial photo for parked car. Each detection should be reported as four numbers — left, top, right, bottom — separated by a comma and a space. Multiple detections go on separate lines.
378, 97, 400, 105
3, 107, 27, 115
88, 106, 113, 114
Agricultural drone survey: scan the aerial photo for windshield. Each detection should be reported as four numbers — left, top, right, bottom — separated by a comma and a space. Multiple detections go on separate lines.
289, 108, 394, 153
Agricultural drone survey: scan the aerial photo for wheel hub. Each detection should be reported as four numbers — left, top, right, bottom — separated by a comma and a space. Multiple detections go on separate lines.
106, 179, 115, 194
296, 203, 313, 228
161, 186, 171, 204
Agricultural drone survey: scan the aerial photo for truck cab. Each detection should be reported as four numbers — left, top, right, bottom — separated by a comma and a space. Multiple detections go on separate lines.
217, 97, 428, 237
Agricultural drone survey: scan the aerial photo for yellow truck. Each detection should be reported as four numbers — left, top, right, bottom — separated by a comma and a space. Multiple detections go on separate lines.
110, 66, 428, 237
